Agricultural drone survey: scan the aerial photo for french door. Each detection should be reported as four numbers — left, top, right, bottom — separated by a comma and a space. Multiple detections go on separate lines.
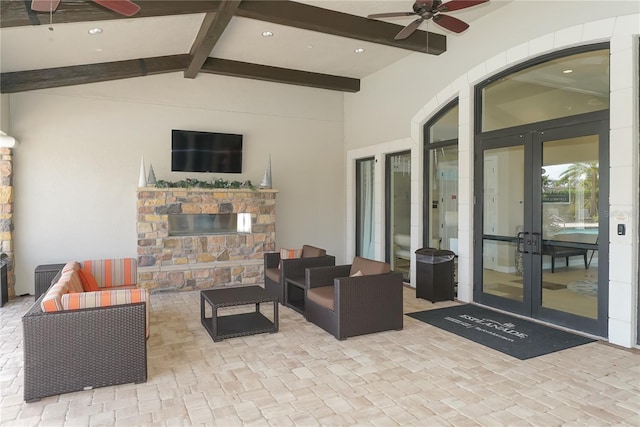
475, 117, 608, 336
386, 151, 411, 281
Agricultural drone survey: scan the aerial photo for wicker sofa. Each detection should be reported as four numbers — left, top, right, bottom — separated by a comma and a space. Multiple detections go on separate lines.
304, 256, 404, 340
264, 245, 335, 304
22, 258, 148, 402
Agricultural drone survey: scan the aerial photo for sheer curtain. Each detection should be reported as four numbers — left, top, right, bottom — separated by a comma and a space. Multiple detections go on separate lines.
358, 159, 375, 259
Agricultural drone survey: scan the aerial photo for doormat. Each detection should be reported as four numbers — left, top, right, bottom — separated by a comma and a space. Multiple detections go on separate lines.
407, 304, 595, 360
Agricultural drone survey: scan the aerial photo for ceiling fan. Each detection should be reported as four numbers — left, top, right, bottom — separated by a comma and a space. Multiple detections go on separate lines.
367, 0, 489, 40
31, 0, 141, 17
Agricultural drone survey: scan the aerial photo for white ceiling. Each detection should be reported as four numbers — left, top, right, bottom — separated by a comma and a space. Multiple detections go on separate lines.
0, 1, 508, 78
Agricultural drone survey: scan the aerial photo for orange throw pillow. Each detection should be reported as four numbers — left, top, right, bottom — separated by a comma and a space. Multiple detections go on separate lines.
279, 248, 302, 269
77, 269, 100, 292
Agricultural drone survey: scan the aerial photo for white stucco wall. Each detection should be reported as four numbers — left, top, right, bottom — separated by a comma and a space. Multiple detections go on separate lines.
10, 72, 346, 296
344, 1, 639, 347
0, 95, 9, 133
345, 1, 639, 149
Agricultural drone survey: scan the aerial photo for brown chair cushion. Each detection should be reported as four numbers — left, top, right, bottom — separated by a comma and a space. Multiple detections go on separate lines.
307, 286, 334, 311
302, 245, 326, 258
350, 256, 391, 276
265, 268, 281, 282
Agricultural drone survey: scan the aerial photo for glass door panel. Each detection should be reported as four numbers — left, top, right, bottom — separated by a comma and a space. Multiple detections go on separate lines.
386, 151, 411, 281
428, 146, 459, 253
540, 135, 600, 319
482, 145, 525, 303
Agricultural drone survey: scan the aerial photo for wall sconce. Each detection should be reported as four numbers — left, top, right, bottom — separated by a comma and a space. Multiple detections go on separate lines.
237, 213, 252, 234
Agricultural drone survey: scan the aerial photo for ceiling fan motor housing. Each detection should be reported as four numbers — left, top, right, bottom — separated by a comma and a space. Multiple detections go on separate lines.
414, 0, 440, 18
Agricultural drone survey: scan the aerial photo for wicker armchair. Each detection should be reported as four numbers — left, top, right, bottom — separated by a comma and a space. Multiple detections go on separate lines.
304, 256, 404, 340
264, 245, 335, 304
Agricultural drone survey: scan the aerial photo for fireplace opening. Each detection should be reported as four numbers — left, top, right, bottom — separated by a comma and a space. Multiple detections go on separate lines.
168, 214, 238, 236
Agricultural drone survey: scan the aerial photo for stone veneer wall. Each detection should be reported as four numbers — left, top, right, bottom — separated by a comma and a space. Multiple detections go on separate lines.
136, 188, 277, 291
0, 148, 14, 299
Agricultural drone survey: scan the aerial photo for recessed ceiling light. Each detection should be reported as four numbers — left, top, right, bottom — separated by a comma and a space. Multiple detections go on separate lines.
354, 48, 365, 54
562, 69, 573, 74
261, 31, 273, 37
88, 27, 103, 35
307, 45, 313, 49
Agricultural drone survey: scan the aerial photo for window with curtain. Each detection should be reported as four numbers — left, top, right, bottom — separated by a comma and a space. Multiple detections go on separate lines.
356, 158, 375, 259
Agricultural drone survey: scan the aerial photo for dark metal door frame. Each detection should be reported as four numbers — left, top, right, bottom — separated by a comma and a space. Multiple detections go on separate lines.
385, 150, 411, 265
474, 114, 609, 337
474, 131, 533, 314
533, 120, 609, 336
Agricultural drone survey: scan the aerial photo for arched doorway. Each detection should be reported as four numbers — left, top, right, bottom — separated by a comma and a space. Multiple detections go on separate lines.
474, 45, 610, 336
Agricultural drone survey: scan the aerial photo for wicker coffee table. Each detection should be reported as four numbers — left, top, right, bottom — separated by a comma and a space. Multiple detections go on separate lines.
200, 286, 278, 342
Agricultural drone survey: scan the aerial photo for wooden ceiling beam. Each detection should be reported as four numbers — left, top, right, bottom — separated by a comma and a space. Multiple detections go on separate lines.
0, 54, 190, 93
237, 0, 446, 55
0, 54, 360, 93
185, 1, 241, 79
200, 58, 360, 93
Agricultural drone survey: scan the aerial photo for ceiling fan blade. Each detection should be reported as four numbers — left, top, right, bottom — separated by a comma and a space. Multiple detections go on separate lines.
433, 14, 469, 33
92, 0, 140, 17
394, 18, 424, 40
437, 0, 489, 13
30, 0, 61, 12
367, 12, 417, 19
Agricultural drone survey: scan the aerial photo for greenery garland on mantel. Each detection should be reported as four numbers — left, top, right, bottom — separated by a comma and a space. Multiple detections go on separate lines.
155, 178, 255, 190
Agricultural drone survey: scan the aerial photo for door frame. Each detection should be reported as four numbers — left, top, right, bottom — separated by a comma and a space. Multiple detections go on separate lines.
422, 98, 459, 251
534, 120, 609, 336
385, 150, 411, 270
473, 111, 609, 336
474, 133, 530, 314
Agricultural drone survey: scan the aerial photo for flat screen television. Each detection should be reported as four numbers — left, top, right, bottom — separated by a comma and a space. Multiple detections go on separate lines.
171, 129, 243, 173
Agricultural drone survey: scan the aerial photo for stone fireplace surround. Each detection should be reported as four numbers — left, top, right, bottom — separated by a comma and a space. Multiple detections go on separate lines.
136, 188, 277, 291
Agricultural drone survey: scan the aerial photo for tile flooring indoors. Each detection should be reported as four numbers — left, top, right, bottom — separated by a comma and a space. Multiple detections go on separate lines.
1, 286, 639, 426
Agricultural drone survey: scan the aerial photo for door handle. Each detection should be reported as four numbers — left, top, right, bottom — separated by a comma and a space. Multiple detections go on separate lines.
517, 231, 529, 254
531, 232, 541, 255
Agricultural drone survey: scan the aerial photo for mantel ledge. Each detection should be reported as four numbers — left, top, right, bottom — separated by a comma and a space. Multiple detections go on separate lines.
138, 259, 263, 273
137, 187, 279, 194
